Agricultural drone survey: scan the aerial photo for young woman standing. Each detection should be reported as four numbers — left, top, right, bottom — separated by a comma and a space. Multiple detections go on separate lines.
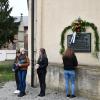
62, 48, 78, 98
17, 48, 30, 97
36, 48, 48, 97
12, 50, 20, 94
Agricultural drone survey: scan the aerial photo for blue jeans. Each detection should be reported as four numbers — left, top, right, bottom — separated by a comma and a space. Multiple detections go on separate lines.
64, 70, 76, 96
18, 70, 27, 94
15, 70, 20, 90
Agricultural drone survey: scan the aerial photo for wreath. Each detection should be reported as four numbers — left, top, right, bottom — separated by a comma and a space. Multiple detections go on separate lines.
60, 18, 100, 58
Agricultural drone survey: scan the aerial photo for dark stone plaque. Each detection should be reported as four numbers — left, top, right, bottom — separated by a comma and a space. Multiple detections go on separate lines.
67, 33, 91, 52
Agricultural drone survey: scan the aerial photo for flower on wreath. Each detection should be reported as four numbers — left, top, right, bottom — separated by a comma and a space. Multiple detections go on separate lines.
71, 17, 86, 32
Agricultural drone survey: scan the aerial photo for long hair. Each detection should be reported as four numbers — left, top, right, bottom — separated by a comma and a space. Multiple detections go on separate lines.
63, 48, 74, 58
39, 48, 47, 59
14, 50, 20, 63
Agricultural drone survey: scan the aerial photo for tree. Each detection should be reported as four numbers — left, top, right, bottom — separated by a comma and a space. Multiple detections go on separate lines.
0, 0, 20, 48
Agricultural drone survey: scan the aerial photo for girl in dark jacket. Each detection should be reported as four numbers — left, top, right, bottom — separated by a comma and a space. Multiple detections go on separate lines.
62, 48, 78, 98
12, 50, 20, 94
36, 48, 48, 97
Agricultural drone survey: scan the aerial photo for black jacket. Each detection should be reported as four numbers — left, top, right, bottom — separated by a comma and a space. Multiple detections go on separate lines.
62, 54, 78, 70
37, 57, 48, 71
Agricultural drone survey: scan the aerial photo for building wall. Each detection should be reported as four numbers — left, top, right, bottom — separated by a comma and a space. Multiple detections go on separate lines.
27, 0, 32, 84
33, 63, 100, 100
36, 0, 100, 65
0, 50, 16, 61
24, 31, 28, 50
45, 64, 100, 100
27, 0, 100, 99
17, 17, 25, 49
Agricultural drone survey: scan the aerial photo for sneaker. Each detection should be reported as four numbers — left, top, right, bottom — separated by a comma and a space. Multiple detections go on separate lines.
13, 90, 20, 94
23, 92, 26, 95
18, 93, 25, 97
66, 94, 70, 97
70, 95, 76, 98
38, 94, 45, 97
39, 94, 45, 97
38, 94, 41, 96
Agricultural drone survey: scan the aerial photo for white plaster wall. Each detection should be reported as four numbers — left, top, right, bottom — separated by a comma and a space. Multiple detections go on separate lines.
36, 0, 100, 65
0, 50, 16, 61
27, 0, 32, 84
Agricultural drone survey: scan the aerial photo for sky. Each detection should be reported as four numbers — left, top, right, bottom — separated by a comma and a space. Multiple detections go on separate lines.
9, 0, 28, 16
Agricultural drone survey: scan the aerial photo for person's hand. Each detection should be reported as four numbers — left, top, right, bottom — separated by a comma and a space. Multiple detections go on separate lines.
12, 69, 15, 72
15, 63, 19, 66
35, 64, 39, 70
18, 63, 21, 67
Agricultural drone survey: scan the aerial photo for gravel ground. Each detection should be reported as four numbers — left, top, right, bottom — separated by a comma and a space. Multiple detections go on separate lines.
0, 81, 90, 100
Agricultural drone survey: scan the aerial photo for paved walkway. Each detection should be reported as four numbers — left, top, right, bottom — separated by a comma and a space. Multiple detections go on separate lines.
0, 81, 90, 100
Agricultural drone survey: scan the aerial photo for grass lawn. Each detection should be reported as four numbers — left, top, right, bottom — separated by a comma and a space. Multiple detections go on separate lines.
0, 60, 15, 84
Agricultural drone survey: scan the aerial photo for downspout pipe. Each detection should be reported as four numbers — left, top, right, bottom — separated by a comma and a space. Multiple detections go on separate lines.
31, 0, 34, 87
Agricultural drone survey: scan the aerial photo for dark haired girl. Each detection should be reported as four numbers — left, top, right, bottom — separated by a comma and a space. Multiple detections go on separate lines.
36, 48, 48, 97
12, 50, 20, 94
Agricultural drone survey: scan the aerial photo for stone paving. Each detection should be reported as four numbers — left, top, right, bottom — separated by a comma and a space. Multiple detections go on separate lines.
0, 81, 90, 100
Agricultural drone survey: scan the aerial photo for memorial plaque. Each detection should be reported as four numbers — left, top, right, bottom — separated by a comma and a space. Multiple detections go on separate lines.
67, 33, 91, 52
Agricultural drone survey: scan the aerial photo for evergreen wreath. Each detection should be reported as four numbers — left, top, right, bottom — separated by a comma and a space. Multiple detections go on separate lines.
60, 18, 100, 58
